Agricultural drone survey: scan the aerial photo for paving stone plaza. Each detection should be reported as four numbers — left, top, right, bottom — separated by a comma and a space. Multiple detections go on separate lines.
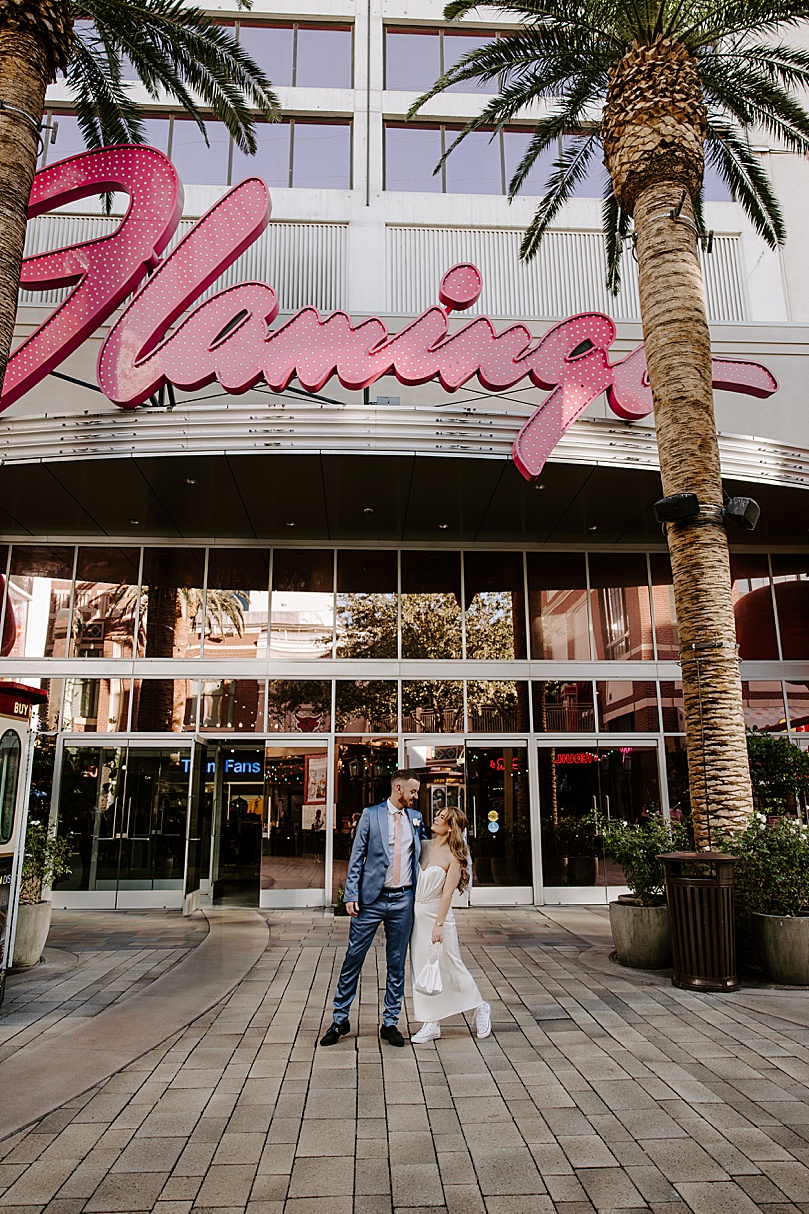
2, 907, 809, 1214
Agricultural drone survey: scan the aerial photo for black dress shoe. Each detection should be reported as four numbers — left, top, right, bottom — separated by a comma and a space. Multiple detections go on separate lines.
319, 1020, 350, 1047
380, 1024, 406, 1047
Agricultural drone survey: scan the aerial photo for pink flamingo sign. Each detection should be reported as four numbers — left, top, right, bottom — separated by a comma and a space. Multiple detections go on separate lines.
3, 146, 778, 482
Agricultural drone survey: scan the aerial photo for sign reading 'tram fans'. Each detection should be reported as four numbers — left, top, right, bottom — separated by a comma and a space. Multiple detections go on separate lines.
4, 146, 778, 480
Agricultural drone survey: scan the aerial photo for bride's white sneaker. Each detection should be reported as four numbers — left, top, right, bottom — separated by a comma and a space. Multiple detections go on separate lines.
475, 1002, 492, 1039
411, 1021, 441, 1044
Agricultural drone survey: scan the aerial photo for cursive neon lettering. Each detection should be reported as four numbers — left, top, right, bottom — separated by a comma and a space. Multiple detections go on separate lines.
3, 146, 779, 484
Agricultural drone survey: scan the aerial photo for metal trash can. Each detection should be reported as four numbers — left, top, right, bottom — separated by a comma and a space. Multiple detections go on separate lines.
658, 852, 739, 992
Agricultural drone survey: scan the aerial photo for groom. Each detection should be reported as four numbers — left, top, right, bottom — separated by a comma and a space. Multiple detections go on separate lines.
320, 769, 425, 1048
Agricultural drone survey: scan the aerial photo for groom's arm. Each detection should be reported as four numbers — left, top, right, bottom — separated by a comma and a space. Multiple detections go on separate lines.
343, 808, 371, 909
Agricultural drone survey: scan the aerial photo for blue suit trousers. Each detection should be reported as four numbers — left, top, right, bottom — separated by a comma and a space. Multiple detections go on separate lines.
333, 888, 414, 1027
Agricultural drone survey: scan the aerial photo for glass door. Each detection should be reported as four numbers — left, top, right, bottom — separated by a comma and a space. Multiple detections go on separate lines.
53, 741, 192, 908
404, 738, 533, 906
537, 740, 663, 903
261, 740, 334, 908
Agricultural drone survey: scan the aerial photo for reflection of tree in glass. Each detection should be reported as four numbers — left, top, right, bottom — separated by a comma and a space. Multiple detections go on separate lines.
465, 591, 514, 659
106, 586, 246, 730
268, 681, 331, 732
336, 681, 397, 732
336, 593, 397, 658
401, 593, 462, 659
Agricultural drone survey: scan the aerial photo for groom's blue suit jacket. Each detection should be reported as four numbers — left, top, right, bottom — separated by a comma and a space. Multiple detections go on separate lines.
344, 801, 426, 905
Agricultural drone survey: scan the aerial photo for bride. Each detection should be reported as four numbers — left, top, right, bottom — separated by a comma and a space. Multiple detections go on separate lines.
410, 805, 491, 1044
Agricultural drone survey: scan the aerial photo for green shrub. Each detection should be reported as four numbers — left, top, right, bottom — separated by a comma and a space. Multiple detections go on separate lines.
722, 815, 809, 919
19, 821, 72, 904
585, 809, 689, 906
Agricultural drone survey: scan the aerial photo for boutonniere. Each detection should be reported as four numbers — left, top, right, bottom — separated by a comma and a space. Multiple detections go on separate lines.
412, 814, 422, 825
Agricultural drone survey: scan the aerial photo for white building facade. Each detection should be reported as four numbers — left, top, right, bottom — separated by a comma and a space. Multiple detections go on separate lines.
2, 1, 809, 912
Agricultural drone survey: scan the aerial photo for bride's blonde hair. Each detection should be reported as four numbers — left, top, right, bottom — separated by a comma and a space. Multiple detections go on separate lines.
443, 806, 471, 894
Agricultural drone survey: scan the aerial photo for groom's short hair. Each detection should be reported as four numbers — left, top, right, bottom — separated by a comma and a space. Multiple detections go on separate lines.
391, 768, 420, 787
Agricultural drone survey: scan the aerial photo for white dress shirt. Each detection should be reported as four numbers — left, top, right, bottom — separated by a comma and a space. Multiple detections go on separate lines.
383, 797, 414, 889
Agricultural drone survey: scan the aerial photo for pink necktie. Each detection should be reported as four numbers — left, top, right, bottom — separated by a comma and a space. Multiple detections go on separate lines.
392, 811, 403, 885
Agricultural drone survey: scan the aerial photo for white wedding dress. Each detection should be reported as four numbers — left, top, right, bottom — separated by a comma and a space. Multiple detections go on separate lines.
410, 864, 483, 1023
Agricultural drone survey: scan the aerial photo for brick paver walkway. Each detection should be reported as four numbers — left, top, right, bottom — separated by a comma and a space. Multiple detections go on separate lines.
2, 907, 809, 1214
0, 912, 208, 1063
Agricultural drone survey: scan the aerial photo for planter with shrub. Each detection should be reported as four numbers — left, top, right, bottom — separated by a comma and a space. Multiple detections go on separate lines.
723, 814, 809, 984
12, 821, 72, 968
587, 809, 688, 969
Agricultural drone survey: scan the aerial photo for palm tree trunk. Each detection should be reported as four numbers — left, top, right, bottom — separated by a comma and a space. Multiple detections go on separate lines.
634, 181, 753, 847
0, 29, 49, 394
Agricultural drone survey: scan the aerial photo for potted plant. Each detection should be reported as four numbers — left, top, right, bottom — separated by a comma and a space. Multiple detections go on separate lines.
723, 815, 809, 984
540, 819, 568, 886
587, 809, 687, 969
12, 821, 72, 968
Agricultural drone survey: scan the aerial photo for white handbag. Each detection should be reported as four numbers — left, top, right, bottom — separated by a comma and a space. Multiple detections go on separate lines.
414, 942, 443, 995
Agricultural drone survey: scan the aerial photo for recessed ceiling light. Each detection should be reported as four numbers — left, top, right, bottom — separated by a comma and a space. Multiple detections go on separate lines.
363, 507, 374, 515
129, 518, 140, 525
185, 477, 197, 485
535, 483, 546, 491
588, 525, 598, 531
286, 521, 295, 527
439, 523, 449, 530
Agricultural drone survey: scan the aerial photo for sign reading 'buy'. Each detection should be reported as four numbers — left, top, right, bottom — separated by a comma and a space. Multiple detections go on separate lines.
5, 146, 778, 481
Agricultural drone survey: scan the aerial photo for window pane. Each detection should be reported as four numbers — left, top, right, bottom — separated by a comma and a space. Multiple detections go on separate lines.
401, 551, 462, 659
385, 125, 442, 192
665, 736, 690, 823
199, 679, 266, 732
139, 549, 205, 671
502, 130, 557, 197
596, 681, 660, 731
532, 681, 595, 732
650, 552, 678, 661
703, 160, 732, 201
296, 27, 352, 88
742, 681, 787, 732
732, 554, 778, 660
263, 745, 328, 891
527, 552, 590, 660
444, 127, 502, 194
770, 555, 809, 660
132, 679, 199, 732
464, 551, 526, 659
402, 681, 463, 733
71, 547, 139, 659
63, 678, 131, 732
46, 114, 87, 164
271, 550, 334, 660
231, 121, 290, 188
336, 550, 397, 659
267, 680, 332, 732
589, 553, 653, 660
205, 549, 270, 661
443, 33, 498, 93
467, 681, 529, 732
141, 117, 171, 154
659, 681, 685, 733
786, 681, 809, 733
170, 118, 230, 186
238, 23, 293, 86
333, 738, 398, 903
562, 135, 607, 198
336, 681, 397, 732
466, 745, 531, 887
5, 545, 74, 658
292, 122, 351, 189
0, 731, 21, 846
385, 30, 441, 91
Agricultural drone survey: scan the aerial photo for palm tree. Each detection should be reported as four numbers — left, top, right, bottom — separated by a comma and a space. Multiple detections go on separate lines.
0, 0, 278, 404
410, 0, 809, 847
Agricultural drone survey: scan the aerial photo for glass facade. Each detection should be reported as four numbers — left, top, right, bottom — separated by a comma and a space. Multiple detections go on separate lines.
4, 543, 802, 909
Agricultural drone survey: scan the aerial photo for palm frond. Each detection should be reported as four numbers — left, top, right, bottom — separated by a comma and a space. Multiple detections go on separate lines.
603, 185, 632, 294
520, 132, 601, 259
705, 120, 785, 246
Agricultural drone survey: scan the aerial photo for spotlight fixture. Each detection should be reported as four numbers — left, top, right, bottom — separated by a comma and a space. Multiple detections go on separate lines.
654, 492, 700, 524
724, 496, 760, 532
